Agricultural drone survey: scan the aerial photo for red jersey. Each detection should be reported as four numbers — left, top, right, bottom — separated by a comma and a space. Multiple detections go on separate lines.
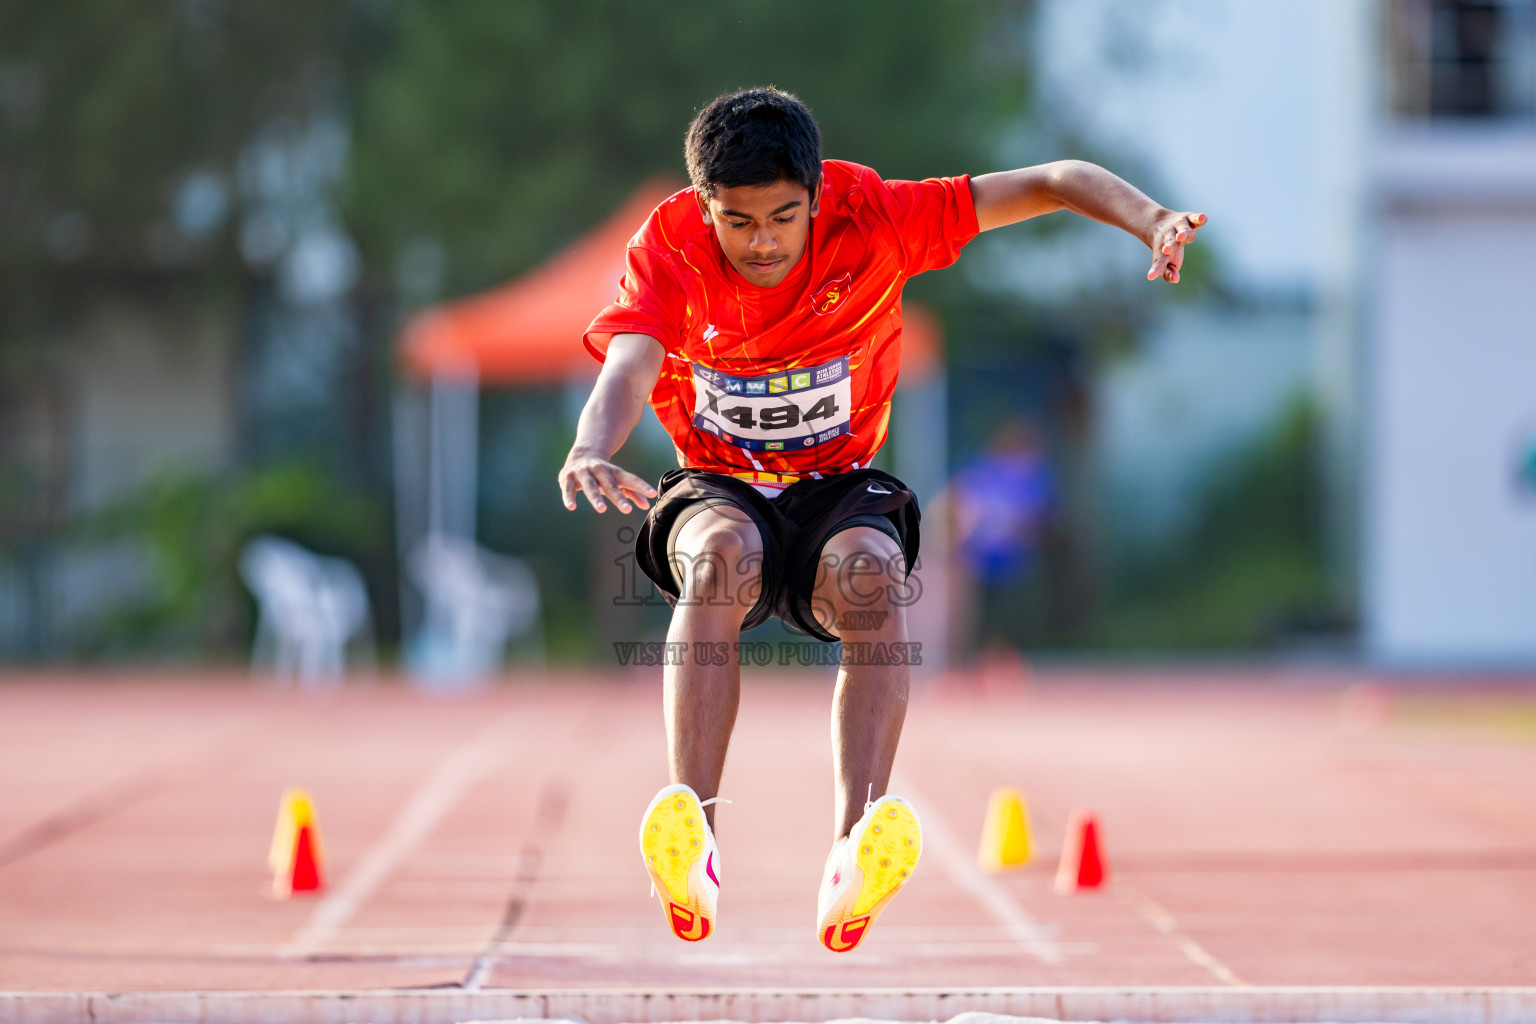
584, 159, 978, 483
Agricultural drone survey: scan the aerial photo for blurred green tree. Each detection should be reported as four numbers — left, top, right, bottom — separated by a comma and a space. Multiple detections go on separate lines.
345, 0, 1032, 296
0, 2, 373, 554
1, 1, 1038, 660
0, 3, 367, 320
0, 3, 384, 657
342, 1, 1038, 659
2, 1, 1301, 665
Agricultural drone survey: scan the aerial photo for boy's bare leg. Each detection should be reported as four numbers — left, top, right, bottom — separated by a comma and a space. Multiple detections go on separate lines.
814, 527, 911, 839
663, 505, 763, 830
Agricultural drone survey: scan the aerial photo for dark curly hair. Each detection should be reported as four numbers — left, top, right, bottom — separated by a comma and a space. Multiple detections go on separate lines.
684, 87, 823, 201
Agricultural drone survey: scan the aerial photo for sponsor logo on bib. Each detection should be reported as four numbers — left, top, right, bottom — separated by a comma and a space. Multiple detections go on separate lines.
690, 355, 853, 454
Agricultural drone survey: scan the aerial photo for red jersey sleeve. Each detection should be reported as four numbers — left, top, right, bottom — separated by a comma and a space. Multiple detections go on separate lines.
873, 174, 981, 277
583, 245, 689, 361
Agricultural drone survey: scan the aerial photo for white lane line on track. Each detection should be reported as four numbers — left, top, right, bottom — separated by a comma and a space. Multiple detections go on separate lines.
1120, 883, 1247, 986
893, 774, 1065, 966
283, 715, 516, 957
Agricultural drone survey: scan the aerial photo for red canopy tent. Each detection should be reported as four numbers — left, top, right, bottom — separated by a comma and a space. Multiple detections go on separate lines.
398, 179, 942, 384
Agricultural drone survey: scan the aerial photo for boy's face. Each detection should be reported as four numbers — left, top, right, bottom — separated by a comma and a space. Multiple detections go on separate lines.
696, 177, 821, 288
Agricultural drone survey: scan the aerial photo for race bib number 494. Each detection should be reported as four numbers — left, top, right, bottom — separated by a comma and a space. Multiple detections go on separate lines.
692, 355, 852, 452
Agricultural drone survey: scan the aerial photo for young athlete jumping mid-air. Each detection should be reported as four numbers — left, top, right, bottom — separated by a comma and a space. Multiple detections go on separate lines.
558, 87, 1204, 951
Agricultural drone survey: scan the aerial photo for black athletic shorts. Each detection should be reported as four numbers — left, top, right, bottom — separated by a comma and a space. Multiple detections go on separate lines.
634, 467, 921, 643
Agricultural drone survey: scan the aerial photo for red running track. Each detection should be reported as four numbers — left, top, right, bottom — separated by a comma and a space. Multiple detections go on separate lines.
1, 668, 1534, 993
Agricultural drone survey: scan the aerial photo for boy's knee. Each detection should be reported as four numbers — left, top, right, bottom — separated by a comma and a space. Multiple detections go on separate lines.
814, 527, 910, 639
819, 528, 903, 605
671, 507, 764, 607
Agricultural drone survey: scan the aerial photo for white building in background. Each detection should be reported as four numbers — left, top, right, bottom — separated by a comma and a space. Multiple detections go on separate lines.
1367, 2, 1536, 665
1027, 0, 1536, 665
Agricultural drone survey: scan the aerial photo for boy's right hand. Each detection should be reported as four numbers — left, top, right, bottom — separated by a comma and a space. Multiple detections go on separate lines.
558, 448, 657, 514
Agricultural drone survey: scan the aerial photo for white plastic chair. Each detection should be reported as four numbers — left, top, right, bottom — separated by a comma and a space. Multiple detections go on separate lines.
239, 535, 373, 686
406, 533, 541, 686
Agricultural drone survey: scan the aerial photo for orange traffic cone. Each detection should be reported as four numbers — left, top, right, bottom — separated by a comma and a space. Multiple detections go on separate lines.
270, 788, 325, 898
1055, 808, 1107, 893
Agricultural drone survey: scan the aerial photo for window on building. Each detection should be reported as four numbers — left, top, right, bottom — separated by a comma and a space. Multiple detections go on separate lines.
1388, 0, 1536, 118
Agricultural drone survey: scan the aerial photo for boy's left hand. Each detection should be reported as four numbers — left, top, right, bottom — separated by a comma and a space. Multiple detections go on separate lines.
1147, 211, 1207, 284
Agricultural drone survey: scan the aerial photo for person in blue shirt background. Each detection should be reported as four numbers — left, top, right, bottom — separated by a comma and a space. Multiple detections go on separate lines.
949, 418, 1056, 660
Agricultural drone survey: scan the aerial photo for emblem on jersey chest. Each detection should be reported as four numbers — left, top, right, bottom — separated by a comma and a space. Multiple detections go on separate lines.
811, 272, 853, 316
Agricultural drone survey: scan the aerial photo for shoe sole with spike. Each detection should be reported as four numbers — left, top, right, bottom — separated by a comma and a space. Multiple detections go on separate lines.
818, 795, 921, 953
639, 784, 718, 942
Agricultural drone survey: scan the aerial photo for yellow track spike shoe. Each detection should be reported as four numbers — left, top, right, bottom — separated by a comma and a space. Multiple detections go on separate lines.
639, 784, 720, 942
816, 794, 921, 953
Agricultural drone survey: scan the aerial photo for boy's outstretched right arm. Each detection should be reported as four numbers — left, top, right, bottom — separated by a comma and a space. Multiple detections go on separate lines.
558, 333, 664, 514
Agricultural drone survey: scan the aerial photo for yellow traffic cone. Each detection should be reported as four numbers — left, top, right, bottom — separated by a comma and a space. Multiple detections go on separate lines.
977, 786, 1032, 872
